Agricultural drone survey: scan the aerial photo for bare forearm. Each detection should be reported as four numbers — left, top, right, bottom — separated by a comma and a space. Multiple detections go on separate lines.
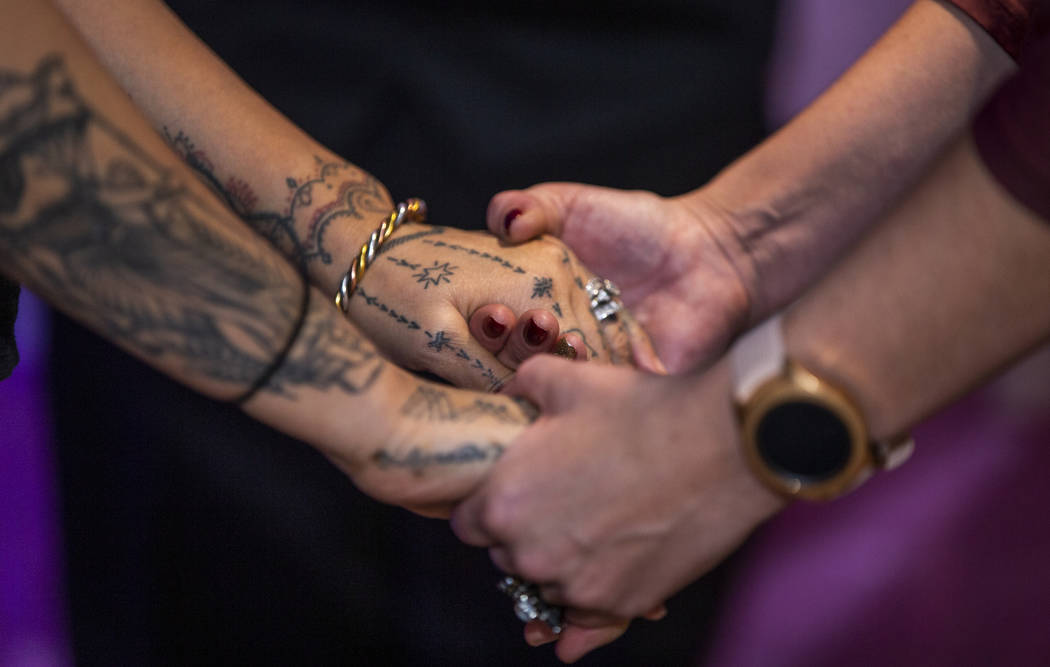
784, 132, 1050, 441
691, 0, 1015, 322
55, 0, 394, 293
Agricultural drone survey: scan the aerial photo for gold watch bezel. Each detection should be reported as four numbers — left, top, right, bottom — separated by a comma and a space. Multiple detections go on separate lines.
737, 361, 871, 501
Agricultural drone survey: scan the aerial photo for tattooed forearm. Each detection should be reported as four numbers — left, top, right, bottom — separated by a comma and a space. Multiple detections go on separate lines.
400, 386, 533, 425
371, 442, 505, 475
267, 300, 385, 396
164, 128, 390, 269
0, 56, 381, 399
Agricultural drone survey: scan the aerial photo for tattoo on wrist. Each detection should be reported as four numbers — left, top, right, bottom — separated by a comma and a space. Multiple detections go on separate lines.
164, 130, 391, 269
0, 56, 383, 400
400, 386, 533, 424
371, 442, 505, 475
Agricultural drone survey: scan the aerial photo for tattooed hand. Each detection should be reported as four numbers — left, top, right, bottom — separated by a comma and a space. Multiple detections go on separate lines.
343, 225, 661, 391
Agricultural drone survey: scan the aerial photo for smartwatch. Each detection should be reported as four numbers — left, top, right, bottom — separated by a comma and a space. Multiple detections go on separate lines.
730, 315, 913, 501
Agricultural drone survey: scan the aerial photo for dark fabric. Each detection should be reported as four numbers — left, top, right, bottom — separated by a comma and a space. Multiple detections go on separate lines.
974, 32, 1050, 221
54, 2, 778, 666
948, 0, 1044, 59
0, 275, 17, 381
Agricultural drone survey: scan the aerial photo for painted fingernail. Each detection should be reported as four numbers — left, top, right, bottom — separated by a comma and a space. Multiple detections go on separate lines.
503, 209, 523, 234
524, 319, 549, 346
553, 338, 577, 360
482, 316, 506, 338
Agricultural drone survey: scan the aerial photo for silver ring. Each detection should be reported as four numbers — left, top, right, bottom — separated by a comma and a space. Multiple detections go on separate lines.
497, 576, 564, 634
585, 277, 623, 322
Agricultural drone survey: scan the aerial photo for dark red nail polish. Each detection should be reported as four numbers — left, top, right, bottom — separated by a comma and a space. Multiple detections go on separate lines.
524, 320, 549, 346
482, 316, 506, 338
503, 209, 523, 233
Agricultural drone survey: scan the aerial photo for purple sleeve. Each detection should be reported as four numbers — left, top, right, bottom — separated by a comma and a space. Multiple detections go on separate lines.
973, 34, 1050, 221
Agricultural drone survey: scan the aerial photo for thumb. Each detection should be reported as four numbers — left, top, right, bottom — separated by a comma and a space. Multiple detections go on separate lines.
500, 354, 577, 414
487, 182, 587, 243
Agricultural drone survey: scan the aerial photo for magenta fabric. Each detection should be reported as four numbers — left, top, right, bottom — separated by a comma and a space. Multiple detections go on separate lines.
702, 356, 1050, 665
702, 1, 1050, 664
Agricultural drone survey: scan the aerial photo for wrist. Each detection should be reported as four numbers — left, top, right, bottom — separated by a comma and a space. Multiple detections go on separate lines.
278, 152, 395, 292
675, 187, 764, 328
681, 360, 787, 518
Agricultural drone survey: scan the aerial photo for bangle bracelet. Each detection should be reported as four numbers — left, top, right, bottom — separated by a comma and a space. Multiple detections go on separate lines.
231, 270, 311, 405
334, 198, 427, 313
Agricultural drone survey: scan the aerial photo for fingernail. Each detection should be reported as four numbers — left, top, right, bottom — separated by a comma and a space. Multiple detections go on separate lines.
524, 319, 549, 346
482, 316, 506, 338
553, 338, 577, 360
503, 209, 523, 233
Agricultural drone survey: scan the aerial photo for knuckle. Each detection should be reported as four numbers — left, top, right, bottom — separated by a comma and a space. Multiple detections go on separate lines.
515, 548, 558, 583
565, 579, 609, 612
478, 491, 519, 541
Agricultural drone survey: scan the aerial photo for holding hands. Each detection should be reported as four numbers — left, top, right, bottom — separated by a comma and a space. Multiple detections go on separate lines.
488, 183, 755, 371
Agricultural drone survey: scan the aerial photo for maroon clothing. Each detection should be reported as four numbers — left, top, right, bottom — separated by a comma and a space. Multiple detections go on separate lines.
949, 0, 1043, 59
974, 33, 1050, 221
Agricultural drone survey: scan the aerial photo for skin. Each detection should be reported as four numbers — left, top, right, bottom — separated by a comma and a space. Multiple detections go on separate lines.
52, 0, 658, 380
0, 1, 537, 519
487, 0, 1016, 372
456, 127, 1050, 661
466, 1, 1034, 658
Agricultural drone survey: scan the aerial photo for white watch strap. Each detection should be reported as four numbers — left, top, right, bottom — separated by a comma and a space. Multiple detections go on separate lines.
730, 314, 786, 403
729, 312, 915, 472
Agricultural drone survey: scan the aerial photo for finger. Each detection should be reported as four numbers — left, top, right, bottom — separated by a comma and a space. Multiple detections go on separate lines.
489, 546, 515, 574
496, 309, 560, 369
524, 620, 560, 647
449, 493, 497, 548
563, 608, 626, 629
554, 621, 631, 664
487, 183, 582, 243
555, 332, 587, 362
500, 354, 577, 414
643, 604, 668, 621
468, 303, 515, 354
617, 307, 667, 374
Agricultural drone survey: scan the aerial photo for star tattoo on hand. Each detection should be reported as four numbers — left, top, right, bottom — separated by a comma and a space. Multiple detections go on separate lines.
413, 261, 457, 289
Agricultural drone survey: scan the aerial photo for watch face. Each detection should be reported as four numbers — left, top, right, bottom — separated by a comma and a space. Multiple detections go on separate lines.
756, 400, 852, 481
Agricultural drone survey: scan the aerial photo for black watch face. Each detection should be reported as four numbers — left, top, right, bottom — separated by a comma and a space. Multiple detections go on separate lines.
756, 400, 852, 481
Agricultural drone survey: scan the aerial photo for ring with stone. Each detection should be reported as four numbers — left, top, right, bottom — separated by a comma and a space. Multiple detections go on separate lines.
497, 575, 564, 634
584, 277, 623, 322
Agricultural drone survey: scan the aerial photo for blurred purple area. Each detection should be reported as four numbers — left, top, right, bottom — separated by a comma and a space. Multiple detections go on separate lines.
0, 292, 70, 667
1, 1, 1048, 666
705, 1, 1050, 664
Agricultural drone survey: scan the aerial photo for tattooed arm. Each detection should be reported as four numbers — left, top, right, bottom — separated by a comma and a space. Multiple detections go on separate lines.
51, 0, 655, 383
0, 0, 535, 514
